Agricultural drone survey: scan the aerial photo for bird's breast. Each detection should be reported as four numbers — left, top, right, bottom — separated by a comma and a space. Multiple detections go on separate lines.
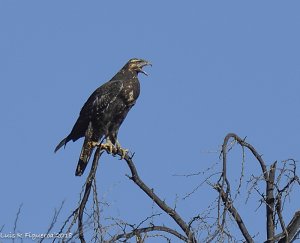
122, 81, 140, 106
127, 90, 135, 103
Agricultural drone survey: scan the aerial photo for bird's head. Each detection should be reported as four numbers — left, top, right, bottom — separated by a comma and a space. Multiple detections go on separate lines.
126, 58, 152, 76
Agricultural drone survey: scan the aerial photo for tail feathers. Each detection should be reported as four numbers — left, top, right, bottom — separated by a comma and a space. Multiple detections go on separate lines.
54, 137, 68, 153
75, 141, 94, 176
75, 121, 95, 176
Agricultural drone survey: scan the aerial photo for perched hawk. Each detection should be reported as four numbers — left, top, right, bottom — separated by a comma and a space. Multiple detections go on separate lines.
55, 58, 151, 176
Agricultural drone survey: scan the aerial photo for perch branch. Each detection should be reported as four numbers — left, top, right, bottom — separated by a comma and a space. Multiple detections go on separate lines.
103, 147, 197, 243
78, 147, 104, 243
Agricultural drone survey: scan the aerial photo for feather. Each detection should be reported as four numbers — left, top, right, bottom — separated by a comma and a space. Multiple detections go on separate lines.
54, 137, 68, 153
75, 122, 94, 176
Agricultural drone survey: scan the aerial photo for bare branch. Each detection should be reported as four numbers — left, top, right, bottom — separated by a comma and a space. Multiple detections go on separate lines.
214, 184, 254, 243
266, 161, 276, 242
105, 225, 188, 242
53, 132, 299, 243
91, 177, 102, 242
78, 147, 104, 243
40, 201, 65, 243
278, 211, 300, 243
135, 213, 162, 229
222, 133, 268, 181
275, 195, 288, 243
115, 149, 197, 242
13, 203, 23, 243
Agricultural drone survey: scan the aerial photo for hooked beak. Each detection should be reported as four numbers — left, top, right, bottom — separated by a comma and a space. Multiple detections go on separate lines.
138, 60, 152, 76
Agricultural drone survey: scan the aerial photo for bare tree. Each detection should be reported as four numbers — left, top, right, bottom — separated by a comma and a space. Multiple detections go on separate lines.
56, 145, 196, 243
50, 133, 300, 242
209, 133, 300, 243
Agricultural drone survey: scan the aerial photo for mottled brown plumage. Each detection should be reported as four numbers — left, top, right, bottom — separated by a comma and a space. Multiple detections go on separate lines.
55, 58, 151, 176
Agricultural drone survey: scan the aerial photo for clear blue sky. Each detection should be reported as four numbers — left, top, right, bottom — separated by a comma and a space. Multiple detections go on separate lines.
1, 1, 300, 242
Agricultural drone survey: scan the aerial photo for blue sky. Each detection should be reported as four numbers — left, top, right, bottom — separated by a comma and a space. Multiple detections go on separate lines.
1, 1, 300, 242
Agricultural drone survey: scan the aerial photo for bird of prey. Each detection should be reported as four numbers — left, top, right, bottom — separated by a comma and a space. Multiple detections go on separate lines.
55, 58, 151, 176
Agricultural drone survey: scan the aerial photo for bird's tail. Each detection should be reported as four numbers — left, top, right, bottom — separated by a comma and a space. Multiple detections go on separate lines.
75, 138, 94, 176
75, 121, 94, 176
54, 137, 68, 153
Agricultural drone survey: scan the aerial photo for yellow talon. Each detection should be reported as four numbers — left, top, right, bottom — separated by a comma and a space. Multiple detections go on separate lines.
119, 148, 128, 159
90, 141, 100, 147
99, 138, 115, 153
93, 139, 128, 158
100, 143, 114, 153
115, 141, 128, 159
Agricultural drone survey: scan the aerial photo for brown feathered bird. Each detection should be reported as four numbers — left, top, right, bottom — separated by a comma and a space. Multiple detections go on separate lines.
55, 58, 151, 176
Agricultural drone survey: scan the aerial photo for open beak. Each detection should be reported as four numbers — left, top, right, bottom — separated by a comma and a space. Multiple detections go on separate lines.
138, 60, 152, 76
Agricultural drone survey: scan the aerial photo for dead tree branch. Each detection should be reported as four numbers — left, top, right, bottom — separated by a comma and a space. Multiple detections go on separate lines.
105, 225, 188, 242
214, 184, 253, 243
265, 211, 300, 243
58, 143, 196, 242
12, 203, 23, 243
40, 201, 65, 243
219, 133, 300, 243
266, 162, 276, 242
110, 147, 197, 243
54, 132, 299, 242
78, 147, 104, 243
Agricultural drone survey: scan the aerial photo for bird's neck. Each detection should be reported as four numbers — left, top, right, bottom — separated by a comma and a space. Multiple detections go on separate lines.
113, 69, 138, 81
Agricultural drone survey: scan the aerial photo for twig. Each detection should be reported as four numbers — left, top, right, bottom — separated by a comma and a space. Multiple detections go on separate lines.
214, 184, 253, 243
40, 201, 65, 243
0, 224, 4, 233
135, 213, 162, 229
275, 194, 288, 243
13, 203, 23, 243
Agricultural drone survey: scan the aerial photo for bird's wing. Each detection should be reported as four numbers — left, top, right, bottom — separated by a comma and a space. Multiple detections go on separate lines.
89, 79, 124, 114
67, 80, 124, 142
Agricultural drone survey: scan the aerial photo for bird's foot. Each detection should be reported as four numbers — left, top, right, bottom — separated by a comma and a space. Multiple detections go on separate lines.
100, 141, 114, 154
116, 142, 128, 159
90, 141, 100, 148
88, 140, 117, 154
119, 148, 128, 159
